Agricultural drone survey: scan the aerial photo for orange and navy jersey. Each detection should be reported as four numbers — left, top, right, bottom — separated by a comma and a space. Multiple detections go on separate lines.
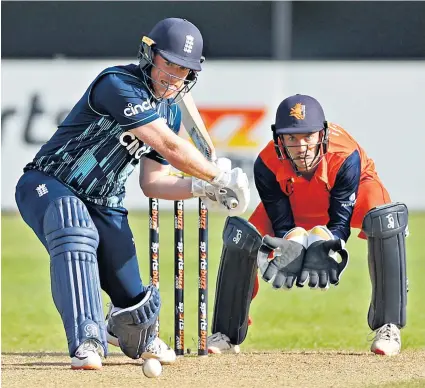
254, 123, 379, 241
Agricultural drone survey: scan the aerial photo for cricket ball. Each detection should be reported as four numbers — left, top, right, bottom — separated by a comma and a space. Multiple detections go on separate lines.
142, 358, 162, 378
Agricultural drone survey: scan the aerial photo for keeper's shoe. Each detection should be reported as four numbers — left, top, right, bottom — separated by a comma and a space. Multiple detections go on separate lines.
370, 323, 401, 356
207, 332, 240, 354
71, 339, 102, 370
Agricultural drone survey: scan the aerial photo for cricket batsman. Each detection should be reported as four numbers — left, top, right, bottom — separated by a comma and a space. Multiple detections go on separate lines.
15, 18, 249, 370
208, 94, 408, 356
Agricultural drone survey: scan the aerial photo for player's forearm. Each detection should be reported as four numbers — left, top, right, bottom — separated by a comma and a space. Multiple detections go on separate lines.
164, 136, 219, 181
141, 175, 193, 200
131, 121, 219, 182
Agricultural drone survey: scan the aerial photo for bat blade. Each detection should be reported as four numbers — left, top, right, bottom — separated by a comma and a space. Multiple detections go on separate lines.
178, 92, 214, 161
178, 91, 239, 210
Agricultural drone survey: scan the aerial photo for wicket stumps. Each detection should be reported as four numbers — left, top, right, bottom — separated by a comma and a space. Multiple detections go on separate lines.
174, 200, 185, 356
149, 197, 209, 357
198, 198, 208, 356
149, 198, 160, 334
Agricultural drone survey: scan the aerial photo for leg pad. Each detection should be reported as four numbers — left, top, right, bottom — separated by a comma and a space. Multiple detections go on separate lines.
44, 196, 107, 356
362, 202, 408, 330
212, 217, 262, 345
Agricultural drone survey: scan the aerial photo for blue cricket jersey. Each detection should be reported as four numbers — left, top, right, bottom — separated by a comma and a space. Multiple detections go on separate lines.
24, 64, 181, 207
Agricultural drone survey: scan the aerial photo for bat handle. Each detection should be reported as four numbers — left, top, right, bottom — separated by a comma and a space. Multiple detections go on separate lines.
224, 197, 239, 210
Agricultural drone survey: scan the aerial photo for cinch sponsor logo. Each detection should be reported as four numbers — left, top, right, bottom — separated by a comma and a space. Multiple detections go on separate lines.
123, 101, 152, 117
119, 131, 152, 159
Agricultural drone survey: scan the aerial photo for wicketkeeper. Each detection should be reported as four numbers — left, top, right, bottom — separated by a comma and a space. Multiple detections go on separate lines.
208, 94, 408, 356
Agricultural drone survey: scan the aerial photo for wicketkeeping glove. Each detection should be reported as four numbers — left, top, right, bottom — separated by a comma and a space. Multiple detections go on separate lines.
298, 239, 349, 289
257, 235, 306, 289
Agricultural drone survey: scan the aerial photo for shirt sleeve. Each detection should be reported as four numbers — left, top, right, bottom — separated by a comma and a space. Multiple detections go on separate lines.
144, 150, 169, 165
91, 73, 159, 130
327, 150, 361, 241
254, 156, 295, 237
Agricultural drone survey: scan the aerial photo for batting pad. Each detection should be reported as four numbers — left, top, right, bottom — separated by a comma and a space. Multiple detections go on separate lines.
44, 196, 107, 356
109, 285, 161, 359
362, 202, 408, 330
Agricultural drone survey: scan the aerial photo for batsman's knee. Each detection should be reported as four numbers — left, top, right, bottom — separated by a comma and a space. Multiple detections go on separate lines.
43, 196, 99, 257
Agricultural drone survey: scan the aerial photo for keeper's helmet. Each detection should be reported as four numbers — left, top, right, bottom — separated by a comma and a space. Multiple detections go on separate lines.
271, 94, 329, 174
138, 18, 205, 101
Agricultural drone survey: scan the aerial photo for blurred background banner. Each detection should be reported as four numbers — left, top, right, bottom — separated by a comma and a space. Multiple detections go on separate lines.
2, 1, 425, 211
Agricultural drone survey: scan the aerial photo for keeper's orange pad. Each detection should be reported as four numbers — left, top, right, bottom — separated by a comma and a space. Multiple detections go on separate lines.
249, 176, 390, 240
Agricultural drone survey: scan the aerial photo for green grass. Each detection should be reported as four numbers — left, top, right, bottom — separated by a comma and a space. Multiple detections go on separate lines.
2, 211, 425, 353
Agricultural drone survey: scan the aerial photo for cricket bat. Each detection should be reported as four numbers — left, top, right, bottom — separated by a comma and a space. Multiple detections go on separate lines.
178, 91, 215, 161
178, 92, 238, 209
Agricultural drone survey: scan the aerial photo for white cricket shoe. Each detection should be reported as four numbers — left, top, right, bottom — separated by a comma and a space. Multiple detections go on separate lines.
207, 332, 240, 354
371, 323, 401, 356
71, 339, 103, 370
142, 337, 177, 365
